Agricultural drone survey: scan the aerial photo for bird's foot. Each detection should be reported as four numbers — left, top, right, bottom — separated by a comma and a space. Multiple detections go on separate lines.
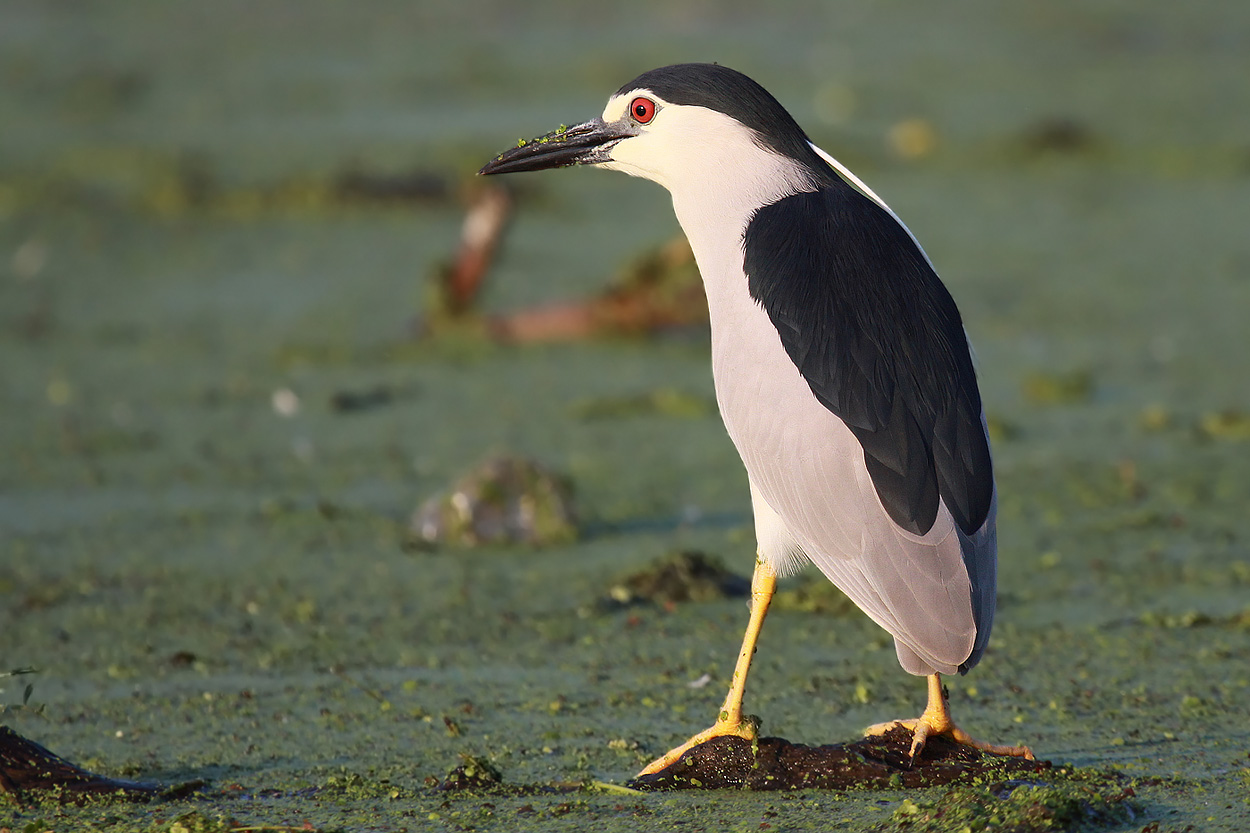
865, 716, 1034, 764
636, 712, 762, 776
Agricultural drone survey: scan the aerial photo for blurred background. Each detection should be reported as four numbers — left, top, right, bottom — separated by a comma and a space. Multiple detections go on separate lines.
2, 1, 1248, 829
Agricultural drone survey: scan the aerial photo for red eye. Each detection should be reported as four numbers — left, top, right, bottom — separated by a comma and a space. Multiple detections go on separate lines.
631, 96, 656, 124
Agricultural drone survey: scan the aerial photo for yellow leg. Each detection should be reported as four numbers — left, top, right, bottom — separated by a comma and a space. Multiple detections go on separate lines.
636, 556, 777, 776
866, 673, 1034, 761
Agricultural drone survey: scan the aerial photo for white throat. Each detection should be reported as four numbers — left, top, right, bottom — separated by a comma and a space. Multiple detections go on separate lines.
600, 104, 816, 300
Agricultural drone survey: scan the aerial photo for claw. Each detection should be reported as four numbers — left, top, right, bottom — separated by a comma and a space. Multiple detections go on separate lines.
639, 559, 777, 777
637, 714, 761, 776
865, 674, 1034, 763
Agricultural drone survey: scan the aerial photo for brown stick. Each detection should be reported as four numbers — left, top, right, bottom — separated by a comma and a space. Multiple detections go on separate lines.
488, 237, 706, 343
445, 185, 512, 314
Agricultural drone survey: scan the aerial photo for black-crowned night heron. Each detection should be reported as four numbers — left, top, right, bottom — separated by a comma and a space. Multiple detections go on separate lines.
480, 63, 1033, 775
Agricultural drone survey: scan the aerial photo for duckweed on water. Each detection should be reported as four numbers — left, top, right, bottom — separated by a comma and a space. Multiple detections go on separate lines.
890, 769, 1138, 833
1197, 410, 1250, 441
161, 812, 238, 833
320, 771, 418, 802
5, 3, 1249, 831
1020, 369, 1094, 406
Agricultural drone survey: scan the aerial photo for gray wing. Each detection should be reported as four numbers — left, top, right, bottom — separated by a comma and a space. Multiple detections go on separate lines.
742, 184, 993, 538
715, 305, 997, 674
735, 180, 996, 674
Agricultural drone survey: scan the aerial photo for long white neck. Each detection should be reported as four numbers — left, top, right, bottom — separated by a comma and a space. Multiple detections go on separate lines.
667, 149, 813, 304
600, 105, 816, 305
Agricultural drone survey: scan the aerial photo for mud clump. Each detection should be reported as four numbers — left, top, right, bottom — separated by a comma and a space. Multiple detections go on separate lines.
411, 455, 577, 548
629, 725, 1050, 791
606, 551, 749, 607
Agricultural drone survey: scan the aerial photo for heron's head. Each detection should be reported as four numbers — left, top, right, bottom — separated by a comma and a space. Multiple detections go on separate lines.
479, 63, 824, 200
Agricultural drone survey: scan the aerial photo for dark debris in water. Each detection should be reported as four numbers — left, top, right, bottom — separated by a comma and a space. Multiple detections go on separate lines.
328, 383, 397, 413
1017, 116, 1100, 156
605, 550, 750, 607
3, 149, 460, 219
333, 168, 452, 204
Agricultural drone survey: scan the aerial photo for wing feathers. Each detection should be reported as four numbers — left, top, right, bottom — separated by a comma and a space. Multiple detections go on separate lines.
743, 183, 992, 536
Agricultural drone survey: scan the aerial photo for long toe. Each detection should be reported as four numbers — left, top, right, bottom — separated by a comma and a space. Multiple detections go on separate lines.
864, 717, 1033, 763
637, 716, 761, 776
946, 725, 1034, 759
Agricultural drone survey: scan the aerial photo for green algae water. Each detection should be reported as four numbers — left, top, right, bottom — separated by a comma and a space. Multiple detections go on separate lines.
2, 1, 1248, 830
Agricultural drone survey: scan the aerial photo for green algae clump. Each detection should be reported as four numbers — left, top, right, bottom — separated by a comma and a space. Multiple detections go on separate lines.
411, 455, 578, 548
440, 755, 504, 792
606, 550, 749, 606
890, 770, 1138, 833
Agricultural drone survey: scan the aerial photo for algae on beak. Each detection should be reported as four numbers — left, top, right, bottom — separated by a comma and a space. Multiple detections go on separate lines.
479, 118, 634, 175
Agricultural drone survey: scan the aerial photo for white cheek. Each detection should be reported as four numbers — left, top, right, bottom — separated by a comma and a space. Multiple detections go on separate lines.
600, 134, 671, 189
